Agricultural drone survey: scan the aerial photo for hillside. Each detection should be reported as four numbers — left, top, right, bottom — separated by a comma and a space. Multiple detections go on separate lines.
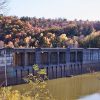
0, 16, 100, 48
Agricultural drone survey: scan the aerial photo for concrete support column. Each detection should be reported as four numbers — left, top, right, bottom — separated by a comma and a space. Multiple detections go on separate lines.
75, 50, 77, 63
83, 49, 86, 64
24, 52, 28, 66
35, 48, 41, 66
98, 50, 99, 62
83, 49, 90, 64
48, 52, 51, 66
13, 52, 16, 67
98, 49, 100, 62
66, 48, 70, 65
88, 50, 90, 63
57, 51, 59, 66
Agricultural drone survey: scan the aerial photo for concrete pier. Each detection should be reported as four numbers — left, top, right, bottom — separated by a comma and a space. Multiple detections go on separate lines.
0, 48, 100, 85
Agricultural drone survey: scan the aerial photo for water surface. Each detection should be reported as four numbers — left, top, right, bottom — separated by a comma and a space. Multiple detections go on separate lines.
47, 72, 100, 100
79, 93, 100, 100
13, 72, 100, 100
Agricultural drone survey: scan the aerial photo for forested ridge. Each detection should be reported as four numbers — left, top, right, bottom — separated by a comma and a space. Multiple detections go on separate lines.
0, 15, 100, 48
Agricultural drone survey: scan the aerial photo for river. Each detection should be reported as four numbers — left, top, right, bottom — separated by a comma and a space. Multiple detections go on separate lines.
47, 72, 100, 100
12, 72, 100, 100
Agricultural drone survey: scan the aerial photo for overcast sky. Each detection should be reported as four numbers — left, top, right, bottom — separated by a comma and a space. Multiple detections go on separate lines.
8, 0, 100, 20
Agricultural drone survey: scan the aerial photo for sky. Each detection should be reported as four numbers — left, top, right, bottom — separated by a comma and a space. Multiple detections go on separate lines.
7, 0, 100, 21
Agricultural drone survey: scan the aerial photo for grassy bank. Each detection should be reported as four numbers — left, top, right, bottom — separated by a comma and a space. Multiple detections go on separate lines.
12, 72, 100, 100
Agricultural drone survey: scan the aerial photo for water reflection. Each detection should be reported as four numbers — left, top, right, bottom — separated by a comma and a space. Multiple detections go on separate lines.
79, 93, 100, 100
47, 73, 100, 100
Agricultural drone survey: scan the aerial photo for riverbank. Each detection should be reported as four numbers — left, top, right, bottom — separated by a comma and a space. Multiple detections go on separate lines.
12, 72, 100, 100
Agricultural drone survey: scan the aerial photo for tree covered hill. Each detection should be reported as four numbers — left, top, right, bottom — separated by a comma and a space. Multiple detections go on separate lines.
0, 16, 100, 48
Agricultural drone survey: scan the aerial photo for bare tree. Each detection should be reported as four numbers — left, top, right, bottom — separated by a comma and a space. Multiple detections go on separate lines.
0, 0, 7, 14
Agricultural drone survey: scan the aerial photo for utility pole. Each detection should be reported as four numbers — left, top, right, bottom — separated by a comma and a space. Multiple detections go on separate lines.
4, 48, 7, 86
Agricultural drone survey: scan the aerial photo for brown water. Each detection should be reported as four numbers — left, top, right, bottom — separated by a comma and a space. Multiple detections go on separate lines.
13, 72, 100, 100
47, 72, 100, 100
